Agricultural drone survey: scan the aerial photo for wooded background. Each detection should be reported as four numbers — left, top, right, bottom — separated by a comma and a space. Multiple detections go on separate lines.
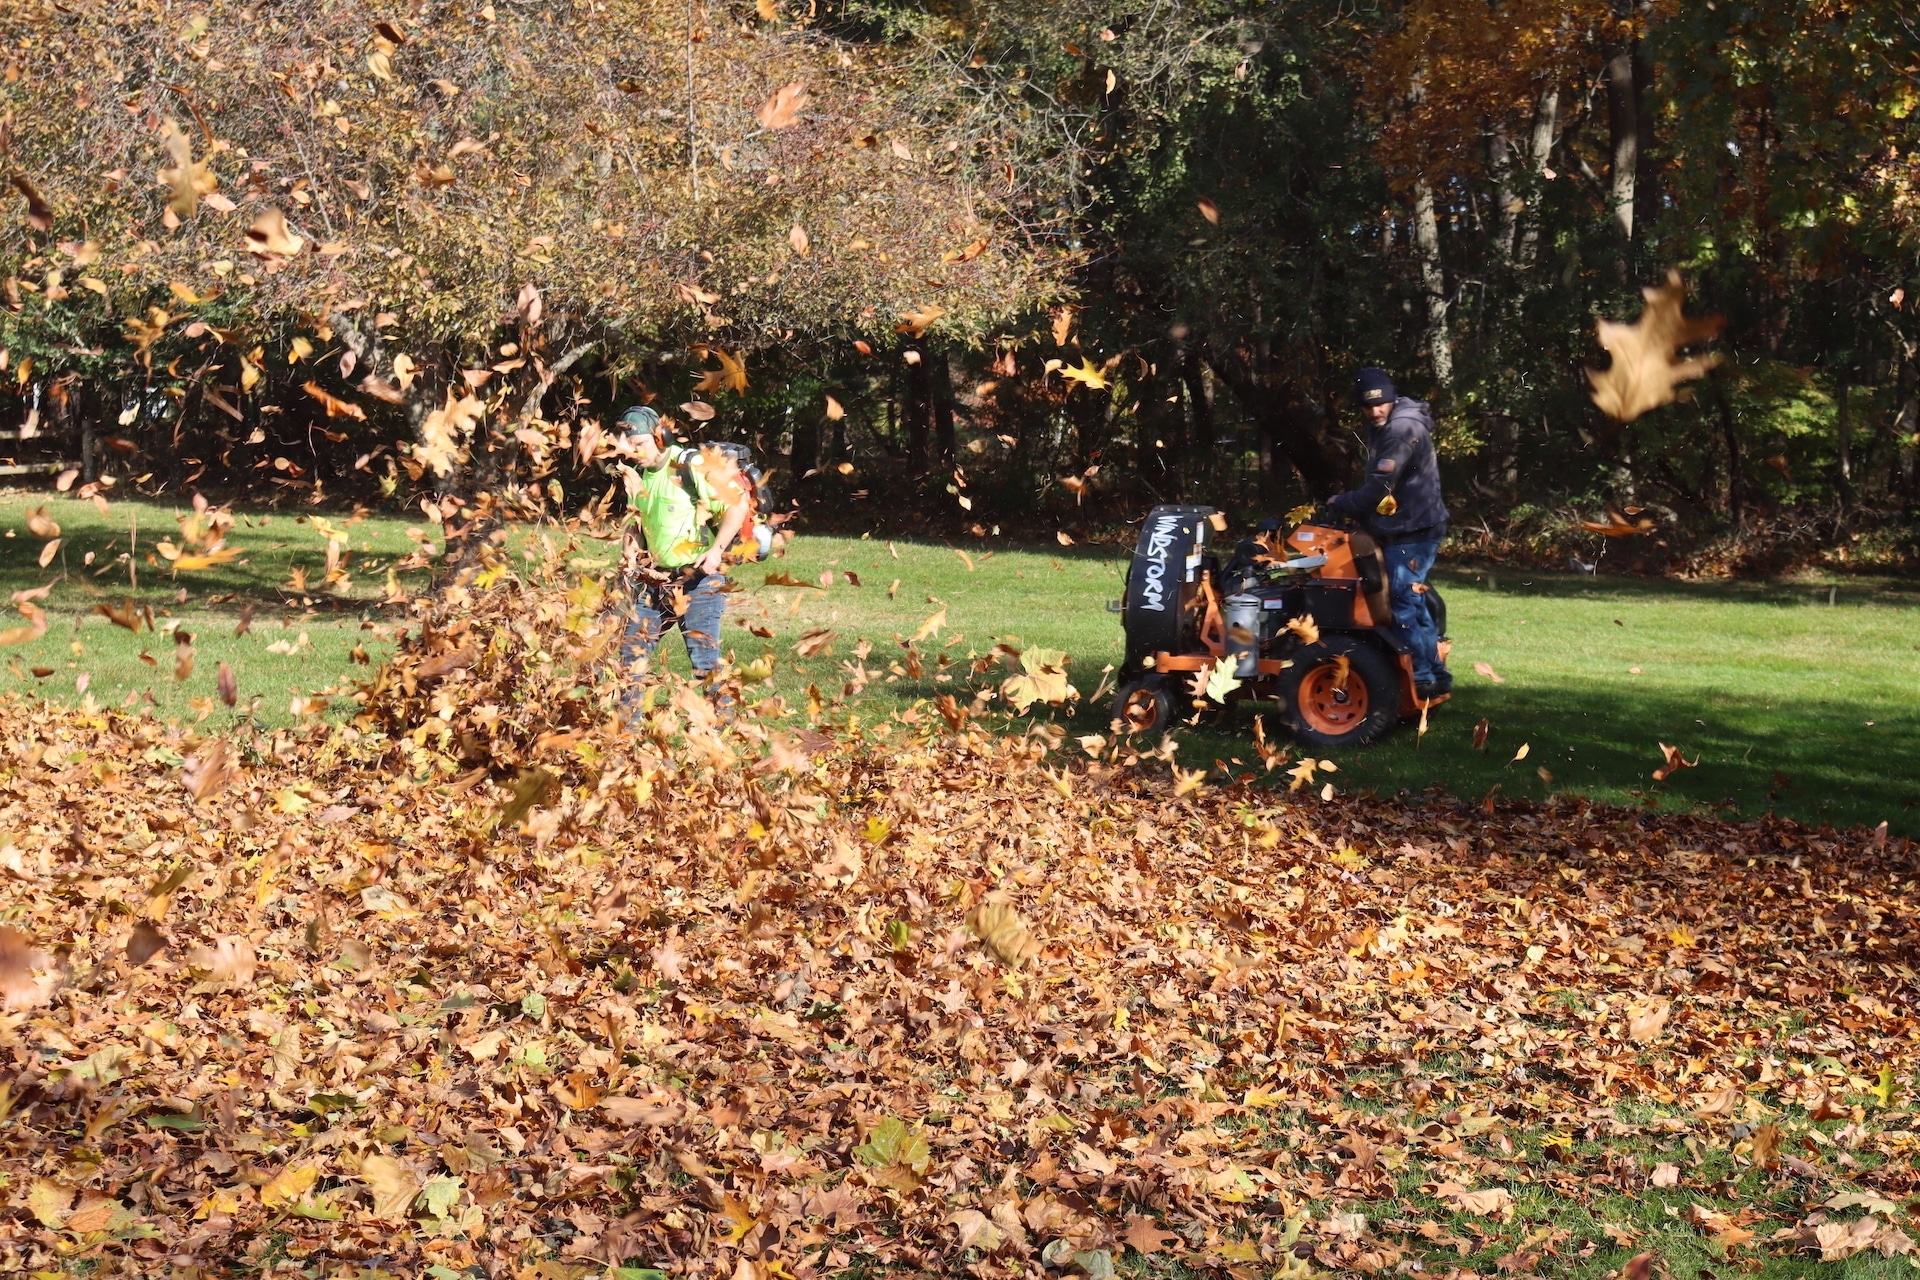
3, 0, 1917, 570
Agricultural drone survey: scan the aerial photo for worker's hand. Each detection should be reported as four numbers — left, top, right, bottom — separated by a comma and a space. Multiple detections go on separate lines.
696, 546, 726, 577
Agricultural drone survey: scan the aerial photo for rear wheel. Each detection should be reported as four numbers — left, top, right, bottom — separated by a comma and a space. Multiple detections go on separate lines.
1112, 675, 1174, 736
1277, 635, 1399, 749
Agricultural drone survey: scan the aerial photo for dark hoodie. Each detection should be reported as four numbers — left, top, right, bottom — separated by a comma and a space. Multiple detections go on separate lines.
1327, 397, 1449, 541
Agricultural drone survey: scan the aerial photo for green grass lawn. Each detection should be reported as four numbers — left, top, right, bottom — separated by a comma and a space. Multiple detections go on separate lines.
6, 489, 1917, 834
0, 489, 434, 726
754, 536, 1920, 837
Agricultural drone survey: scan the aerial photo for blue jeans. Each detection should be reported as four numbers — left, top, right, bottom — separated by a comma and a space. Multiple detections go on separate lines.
623, 570, 727, 678
1385, 537, 1444, 684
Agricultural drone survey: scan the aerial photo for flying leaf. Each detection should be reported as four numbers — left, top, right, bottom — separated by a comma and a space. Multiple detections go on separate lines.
1509, 742, 1530, 764
37, 539, 59, 569
126, 921, 168, 966
1651, 742, 1698, 782
0, 601, 48, 647
1587, 270, 1724, 422
788, 224, 810, 255
418, 390, 485, 477
358, 1155, 421, 1221
0, 927, 45, 1009
824, 394, 844, 420
94, 600, 142, 632
691, 346, 748, 394
24, 506, 58, 539
244, 207, 305, 257
912, 608, 946, 642
217, 660, 238, 707
896, 304, 945, 337
156, 117, 217, 218
794, 628, 835, 657
303, 381, 367, 421
964, 900, 1040, 968
259, 1164, 319, 1210
182, 739, 237, 802
1472, 717, 1489, 750
1627, 1000, 1671, 1042
1059, 357, 1108, 391
1284, 615, 1320, 645
11, 175, 52, 230
1579, 507, 1656, 536
1203, 661, 1241, 703
187, 935, 256, 987
757, 82, 810, 130
1196, 196, 1219, 224
1473, 661, 1505, 683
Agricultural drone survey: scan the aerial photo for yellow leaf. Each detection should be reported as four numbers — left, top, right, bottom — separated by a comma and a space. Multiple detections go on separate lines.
965, 899, 1040, 968
912, 608, 946, 642
1058, 357, 1108, 391
259, 1164, 318, 1209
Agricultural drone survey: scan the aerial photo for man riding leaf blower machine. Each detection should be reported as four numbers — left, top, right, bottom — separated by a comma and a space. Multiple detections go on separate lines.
1111, 506, 1450, 747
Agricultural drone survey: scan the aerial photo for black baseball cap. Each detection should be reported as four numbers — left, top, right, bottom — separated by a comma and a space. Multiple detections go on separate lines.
1353, 367, 1396, 408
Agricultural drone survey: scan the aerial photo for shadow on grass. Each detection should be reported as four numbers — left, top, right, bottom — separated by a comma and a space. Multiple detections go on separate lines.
1437, 565, 1920, 608
809, 663, 1920, 837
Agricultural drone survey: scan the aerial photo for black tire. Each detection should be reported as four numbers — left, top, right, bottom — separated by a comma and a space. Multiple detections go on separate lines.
1112, 675, 1174, 736
1277, 635, 1399, 749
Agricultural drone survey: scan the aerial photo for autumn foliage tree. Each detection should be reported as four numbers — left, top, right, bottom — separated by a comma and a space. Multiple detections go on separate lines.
0, 0, 1067, 520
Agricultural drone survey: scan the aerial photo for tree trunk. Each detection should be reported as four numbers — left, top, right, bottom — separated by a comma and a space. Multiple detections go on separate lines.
933, 349, 957, 465
1605, 40, 1640, 260
1490, 119, 1518, 263
1136, 351, 1180, 501
1412, 180, 1454, 389
1516, 83, 1560, 269
1204, 345, 1346, 495
1713, 369, 1744, 523
901, 341, 930, 471
789, 408, 821, 480
1835, 376, 1851, 513
1181, 345, 1213, 452
1893, 348, 1917, 505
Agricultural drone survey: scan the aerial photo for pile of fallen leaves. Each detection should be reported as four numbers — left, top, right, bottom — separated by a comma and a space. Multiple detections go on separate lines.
2, 565, 1918, 1280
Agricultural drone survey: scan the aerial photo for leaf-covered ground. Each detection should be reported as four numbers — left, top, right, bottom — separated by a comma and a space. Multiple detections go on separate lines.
2, 565, 1917, 1280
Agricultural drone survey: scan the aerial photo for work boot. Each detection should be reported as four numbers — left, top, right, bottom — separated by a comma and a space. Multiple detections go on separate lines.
1428, 668, 1453, 696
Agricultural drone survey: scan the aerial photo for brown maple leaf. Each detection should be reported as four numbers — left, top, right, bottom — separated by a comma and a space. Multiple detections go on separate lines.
181, 739, 236, 803
1122, 1215, 1178, 1256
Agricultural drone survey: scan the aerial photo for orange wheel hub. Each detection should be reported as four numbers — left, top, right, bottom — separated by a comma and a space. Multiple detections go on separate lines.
1298, 662, 1368, 735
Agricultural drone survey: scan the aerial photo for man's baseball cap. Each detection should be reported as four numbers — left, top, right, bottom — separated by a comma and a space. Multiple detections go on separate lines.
617, 405, 663, 437
1353, 367, 1396, 408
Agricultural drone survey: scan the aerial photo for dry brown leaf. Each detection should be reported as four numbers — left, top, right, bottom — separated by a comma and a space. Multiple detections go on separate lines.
0, 927, 45, 1009
964, 899, 1040, 968
244, 207, 305, 257
1587, 270, 1725, 422
1627, 1000, 1671, 1042
11, 175, 52, 230
359, 1155, 420, 1221
182, 739, 237, 803
757, 82, 810, 129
